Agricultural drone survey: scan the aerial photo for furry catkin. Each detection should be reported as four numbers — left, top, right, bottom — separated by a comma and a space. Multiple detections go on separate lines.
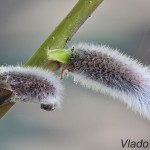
0, 66, 63, 109
64, 43, 150, 120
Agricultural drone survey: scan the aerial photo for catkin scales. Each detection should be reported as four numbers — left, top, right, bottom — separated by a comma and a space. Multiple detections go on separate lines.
64, 43, 150, 119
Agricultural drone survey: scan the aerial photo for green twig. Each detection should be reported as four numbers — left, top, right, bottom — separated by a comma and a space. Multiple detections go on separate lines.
25, 0, 103, 69
0, 0, 103, 118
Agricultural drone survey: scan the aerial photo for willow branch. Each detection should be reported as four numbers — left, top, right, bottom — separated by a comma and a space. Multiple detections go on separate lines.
0, 0, 103, 118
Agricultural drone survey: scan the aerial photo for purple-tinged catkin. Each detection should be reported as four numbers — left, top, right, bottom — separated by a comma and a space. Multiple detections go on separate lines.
0, 66, 63, 109
64, 43, 150, 120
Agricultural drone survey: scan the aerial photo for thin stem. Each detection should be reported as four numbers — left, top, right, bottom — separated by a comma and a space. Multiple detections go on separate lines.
0, 0, 104, 118
25, 0, 103, 69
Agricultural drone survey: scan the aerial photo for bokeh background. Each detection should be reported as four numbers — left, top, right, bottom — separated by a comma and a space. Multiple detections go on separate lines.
0, 0, 150, 150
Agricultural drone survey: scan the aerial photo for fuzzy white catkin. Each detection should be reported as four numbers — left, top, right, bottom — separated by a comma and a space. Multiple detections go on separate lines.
65, 43, 150, 120
0, 66, 64, 108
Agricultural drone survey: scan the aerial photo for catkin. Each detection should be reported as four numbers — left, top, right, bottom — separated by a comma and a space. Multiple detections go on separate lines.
0, 66, 64, 109
64, 43, 150, 120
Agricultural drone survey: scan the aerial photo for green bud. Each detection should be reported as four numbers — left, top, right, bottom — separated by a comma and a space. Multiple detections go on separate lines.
47, 49, 71, 64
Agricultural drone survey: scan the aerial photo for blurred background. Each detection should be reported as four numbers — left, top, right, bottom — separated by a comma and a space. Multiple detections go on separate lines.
0, 0, 150, 150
